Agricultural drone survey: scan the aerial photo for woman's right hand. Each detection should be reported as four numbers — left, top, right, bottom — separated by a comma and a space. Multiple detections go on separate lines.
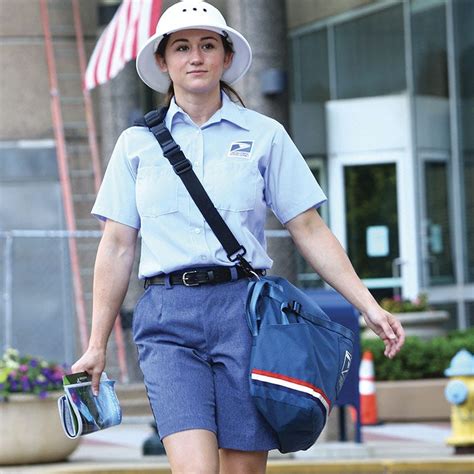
71, 347, 106, 396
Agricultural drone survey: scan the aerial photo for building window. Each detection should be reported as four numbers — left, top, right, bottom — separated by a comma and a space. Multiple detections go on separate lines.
334, 5, 405, 99
297, 30, 330, 102
430, 302, 458, 332
466, 302, 474, 329
424, 161, 455, 285
411, 0, 449, 98
454, 0, 474, 282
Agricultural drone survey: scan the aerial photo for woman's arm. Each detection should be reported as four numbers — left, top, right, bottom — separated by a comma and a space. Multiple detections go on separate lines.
71, 219, 138, 394
285, 208, 405, 359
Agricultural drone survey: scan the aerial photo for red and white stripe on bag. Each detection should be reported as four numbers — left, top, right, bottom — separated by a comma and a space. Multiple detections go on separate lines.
251, 368, 331, 414
84, 0, 162, 90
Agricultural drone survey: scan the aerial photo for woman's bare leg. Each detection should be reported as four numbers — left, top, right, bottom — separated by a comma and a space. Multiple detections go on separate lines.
162, 429, 219, 474
219, 448, 268, 474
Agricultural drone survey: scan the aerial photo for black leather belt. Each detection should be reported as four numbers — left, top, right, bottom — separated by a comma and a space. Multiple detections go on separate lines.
144, 266, 265, 288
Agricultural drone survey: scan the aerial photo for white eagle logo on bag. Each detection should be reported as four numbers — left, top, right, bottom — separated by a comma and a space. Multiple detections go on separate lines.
337, 350, 352, 394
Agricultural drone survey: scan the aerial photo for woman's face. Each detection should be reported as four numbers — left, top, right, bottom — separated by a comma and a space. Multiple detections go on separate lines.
156, 29, 233, 97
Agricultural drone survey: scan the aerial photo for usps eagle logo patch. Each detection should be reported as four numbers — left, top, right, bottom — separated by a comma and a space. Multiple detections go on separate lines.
337, 350, 352, 394
227, 141, 254, 159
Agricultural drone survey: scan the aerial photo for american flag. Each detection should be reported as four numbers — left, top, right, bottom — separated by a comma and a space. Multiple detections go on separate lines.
84, 0, 162, 90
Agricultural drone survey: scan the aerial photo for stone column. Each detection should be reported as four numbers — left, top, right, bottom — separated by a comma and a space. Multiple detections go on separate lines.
225, 0, 288, 127
98, 60, 142, 163
225, 0, 297, 281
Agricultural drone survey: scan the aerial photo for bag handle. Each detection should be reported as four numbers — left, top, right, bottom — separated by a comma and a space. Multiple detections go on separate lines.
247, 281, 354, 339
141, 108, 258, 277
246, 279, 271, 336
246, 279, 292, 336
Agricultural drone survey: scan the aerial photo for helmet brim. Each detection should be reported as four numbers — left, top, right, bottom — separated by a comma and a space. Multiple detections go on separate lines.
136, 26, 252, 93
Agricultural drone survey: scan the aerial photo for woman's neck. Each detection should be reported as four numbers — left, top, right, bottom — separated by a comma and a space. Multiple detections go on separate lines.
173, 88, 222, 127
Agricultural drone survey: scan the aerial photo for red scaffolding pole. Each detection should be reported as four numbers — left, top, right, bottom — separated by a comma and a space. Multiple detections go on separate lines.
39, 0, 89, 353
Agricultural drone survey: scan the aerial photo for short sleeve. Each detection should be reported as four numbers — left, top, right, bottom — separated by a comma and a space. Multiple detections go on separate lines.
91, 130, 141, 229
264, 123, 327, 224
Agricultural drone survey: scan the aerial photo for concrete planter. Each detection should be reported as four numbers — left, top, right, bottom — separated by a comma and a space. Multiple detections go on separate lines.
376, 378, 450, 421
0, 392, 80, 465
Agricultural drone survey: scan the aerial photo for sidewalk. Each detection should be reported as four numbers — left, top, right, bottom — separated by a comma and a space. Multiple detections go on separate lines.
1, 420, 473, 474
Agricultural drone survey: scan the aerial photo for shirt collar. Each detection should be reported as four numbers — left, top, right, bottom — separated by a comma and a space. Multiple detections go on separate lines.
165, 92, 249, 131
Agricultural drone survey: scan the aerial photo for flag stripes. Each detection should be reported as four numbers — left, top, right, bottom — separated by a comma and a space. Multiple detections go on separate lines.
84, 0, 162, 90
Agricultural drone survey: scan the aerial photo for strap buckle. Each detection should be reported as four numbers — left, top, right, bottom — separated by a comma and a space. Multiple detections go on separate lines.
173, 158, 192, 175
182, 270, 200, 287
161, 140, 181, 158
143, 110, 165, 128
236, 254, 261, 280
282, 300, 302, 314
227, 245, 246, 262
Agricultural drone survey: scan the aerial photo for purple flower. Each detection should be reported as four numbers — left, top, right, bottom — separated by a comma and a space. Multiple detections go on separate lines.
52, 369, 64, 381
41, 368, 52, 379
7, 370, 17, 379
1, 350, 69, 398
7, 374, 16, 383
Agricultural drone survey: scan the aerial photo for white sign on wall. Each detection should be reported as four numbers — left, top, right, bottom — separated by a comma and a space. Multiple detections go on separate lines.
366, 225, 389, 257
429, 224, 443, 254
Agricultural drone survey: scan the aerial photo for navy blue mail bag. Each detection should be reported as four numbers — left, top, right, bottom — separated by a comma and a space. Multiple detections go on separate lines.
246, 276, 354, 453
139, 109, 355, 454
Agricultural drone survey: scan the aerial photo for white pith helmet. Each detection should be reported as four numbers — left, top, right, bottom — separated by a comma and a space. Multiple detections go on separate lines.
136, 0, 252, 93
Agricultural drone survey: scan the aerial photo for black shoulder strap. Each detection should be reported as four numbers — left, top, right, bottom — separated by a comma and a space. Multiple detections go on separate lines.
142, 108, 256, 276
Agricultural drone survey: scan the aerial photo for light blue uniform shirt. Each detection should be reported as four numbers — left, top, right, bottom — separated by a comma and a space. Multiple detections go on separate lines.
92, 93, 327, 279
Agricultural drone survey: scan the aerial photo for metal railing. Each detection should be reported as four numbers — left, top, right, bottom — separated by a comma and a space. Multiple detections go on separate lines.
1, 230, 102, 367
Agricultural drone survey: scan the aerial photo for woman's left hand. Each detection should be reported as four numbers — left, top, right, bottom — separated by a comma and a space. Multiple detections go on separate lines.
361, 307, 405, 359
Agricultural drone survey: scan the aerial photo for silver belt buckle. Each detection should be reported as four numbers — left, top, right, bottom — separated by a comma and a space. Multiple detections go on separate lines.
182, 270, 199, 286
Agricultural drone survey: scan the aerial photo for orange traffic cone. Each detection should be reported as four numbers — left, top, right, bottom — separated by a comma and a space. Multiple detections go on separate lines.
359, 350, 379, 425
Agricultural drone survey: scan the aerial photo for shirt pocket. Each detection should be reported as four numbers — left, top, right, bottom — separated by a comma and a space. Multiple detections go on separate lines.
136, 165, 178, 217
206, 160, 258, 212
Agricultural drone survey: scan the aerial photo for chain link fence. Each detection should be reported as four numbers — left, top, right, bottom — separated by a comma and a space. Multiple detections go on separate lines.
1, 229, 322, 382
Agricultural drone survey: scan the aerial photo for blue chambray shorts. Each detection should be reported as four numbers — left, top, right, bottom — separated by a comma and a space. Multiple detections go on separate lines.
132, 278, 279, 451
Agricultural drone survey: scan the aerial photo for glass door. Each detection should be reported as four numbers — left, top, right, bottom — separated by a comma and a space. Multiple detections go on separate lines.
328, 151, 420, 301
343, 163, 401, 299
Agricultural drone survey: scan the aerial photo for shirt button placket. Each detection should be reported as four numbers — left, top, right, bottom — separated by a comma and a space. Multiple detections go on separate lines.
193, 129, 203, 178
193, 129, 207, 262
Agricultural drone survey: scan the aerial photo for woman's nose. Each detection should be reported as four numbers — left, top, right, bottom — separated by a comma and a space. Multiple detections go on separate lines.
189, 47, 204, 64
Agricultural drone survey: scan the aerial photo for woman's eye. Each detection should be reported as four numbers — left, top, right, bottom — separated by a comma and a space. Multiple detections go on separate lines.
202, 43, 215, 50
176, 45, 189, 52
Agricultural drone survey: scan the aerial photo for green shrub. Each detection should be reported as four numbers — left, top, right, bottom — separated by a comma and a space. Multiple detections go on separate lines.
361, 328, 474, 381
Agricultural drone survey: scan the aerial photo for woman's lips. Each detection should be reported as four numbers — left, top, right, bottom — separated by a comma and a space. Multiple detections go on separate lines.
188, 70, 207, 75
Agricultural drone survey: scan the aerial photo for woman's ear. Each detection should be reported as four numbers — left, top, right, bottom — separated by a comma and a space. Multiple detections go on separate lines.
223, 51, 233, 71
155, 54, 168, 73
